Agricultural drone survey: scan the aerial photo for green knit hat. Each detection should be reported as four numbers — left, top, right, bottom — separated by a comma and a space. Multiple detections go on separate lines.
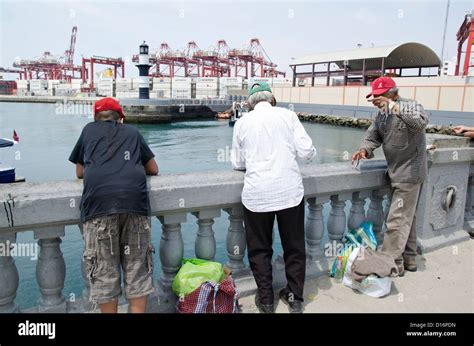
248, 82, 272, 96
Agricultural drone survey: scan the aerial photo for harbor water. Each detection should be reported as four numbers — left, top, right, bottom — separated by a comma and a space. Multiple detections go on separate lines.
0, 102, 383, 309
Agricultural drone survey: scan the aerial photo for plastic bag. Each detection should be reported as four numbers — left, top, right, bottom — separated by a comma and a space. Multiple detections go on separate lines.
359, 221, 378, 250
344, 221, 378, 250
330, 245, 353, 277
172, 258, 225, 297
342, 247, 392, 298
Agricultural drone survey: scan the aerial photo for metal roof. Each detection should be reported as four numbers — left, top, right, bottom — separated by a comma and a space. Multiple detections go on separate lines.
290, 42, 441, 70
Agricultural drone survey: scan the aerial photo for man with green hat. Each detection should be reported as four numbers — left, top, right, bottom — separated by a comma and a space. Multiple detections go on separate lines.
231, 82, 317, 313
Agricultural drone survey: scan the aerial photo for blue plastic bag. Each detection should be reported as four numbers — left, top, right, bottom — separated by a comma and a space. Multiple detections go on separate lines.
360, 221, 378, 249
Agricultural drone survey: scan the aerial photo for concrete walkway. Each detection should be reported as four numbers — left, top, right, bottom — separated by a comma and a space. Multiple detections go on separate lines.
240, 239, 474, 313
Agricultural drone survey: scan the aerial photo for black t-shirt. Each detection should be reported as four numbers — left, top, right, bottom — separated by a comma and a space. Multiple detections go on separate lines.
69, 120, 155, 222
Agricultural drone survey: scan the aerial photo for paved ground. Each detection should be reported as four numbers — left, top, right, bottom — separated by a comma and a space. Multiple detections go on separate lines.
240, 239, 474, 313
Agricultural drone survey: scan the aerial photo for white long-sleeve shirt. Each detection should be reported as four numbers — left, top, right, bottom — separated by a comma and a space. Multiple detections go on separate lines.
231, 101, 316, 212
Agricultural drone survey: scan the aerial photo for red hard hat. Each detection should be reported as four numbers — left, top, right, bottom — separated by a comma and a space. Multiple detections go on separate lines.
94, 97, 125, 119
366, 76, 396, 98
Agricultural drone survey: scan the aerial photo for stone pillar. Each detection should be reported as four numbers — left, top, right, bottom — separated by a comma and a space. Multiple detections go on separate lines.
382, 193, 392, 234
34, 226, 67, 313
305, 196, 328, 259
223, 205, 246, 272
327, 194, 349, 242
367, 190, 385, 245
158, 214, 185, 290
416, 144, 473, 252
192, 209, 220, 261
156, 213, 186, 313
348, 191, 368, 231
0, 232, 20, 313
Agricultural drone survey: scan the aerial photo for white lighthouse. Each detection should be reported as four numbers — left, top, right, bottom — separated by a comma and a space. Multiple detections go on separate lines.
136, 41, 151, 99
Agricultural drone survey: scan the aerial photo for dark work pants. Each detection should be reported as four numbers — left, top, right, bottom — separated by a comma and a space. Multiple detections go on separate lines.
243, 198, 306, 305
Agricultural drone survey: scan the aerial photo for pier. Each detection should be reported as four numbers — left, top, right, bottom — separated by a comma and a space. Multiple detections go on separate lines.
0, 134, 472, 313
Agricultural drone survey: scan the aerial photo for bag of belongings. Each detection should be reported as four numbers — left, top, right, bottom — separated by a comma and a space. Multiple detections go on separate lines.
330, 221, 398, 298
342, 247, 397, 298
330, 221, 378, 277
173, 258, 239, 313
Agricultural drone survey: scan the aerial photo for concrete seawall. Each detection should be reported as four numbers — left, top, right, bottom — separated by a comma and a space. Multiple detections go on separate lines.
122, 104, 217, 123
297, 112, 463, 136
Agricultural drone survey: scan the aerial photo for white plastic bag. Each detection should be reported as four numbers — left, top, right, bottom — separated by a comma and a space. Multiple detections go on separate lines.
342, 247, 392, 298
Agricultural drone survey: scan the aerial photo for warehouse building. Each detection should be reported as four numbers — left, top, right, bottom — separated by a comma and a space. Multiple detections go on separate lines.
290, 42, 442, 87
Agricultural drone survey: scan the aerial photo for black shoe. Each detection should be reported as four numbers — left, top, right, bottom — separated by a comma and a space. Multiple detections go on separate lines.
279, 289, 304, 313
404, 264, 418, 272
469, 230, 474, 239
255, 293, 274, 313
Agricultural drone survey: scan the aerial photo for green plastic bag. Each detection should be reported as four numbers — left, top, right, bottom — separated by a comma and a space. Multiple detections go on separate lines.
172, 258, 225, 297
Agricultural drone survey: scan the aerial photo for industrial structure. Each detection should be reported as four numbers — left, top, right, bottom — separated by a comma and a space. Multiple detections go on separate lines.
455, 10, 474, 76
9, 26, 81, 81
81, 56, 125, 91
0, 26, 125, 93
289, 42, 442, 87
132, 38, 285, 78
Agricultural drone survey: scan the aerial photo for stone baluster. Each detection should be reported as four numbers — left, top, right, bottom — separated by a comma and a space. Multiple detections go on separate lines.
327, 193, 350, 242
156, 214, 186, 312
367, 190, 386, 245
223, 205, 246, 272
0, 232, 20, 313
34, 226, 67, 313
348, 191, 369, 230
157, 214, 186, 291
305, 197, 329, 259
382, 193, 392, 234
192, 209, 220, 261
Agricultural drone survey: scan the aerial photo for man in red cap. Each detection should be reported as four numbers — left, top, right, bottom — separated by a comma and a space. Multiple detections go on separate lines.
69, 97, 159, 313
352, 77, 429, 276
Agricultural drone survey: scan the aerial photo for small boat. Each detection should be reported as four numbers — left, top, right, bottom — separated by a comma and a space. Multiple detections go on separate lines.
0, 131, 25, 183
229, 101, 249, 127
216, 111, 231, 119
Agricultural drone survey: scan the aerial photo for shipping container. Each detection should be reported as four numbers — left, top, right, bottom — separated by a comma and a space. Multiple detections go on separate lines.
247, 77, 272, 89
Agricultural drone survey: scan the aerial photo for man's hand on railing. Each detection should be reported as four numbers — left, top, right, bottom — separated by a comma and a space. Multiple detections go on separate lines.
351, 149, 368, 162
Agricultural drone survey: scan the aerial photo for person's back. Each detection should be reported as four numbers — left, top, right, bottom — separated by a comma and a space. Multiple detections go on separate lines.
233, 102, 315, 212
73, 120, 153, 221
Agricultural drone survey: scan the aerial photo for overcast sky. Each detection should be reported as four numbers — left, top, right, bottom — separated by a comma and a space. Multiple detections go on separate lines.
0, 0, 473, 78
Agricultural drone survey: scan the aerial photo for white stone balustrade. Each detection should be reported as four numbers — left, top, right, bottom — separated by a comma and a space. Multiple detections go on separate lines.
0, 134, 473, 312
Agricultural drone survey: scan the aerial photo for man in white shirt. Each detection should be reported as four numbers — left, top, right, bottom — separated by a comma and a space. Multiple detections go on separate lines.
231, 82, 316, 313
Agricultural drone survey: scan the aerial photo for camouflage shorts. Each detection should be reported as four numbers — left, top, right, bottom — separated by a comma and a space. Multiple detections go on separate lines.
82, 213, 155, 304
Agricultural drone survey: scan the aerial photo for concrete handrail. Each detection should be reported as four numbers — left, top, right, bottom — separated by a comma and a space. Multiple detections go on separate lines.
0, 161, 389, 233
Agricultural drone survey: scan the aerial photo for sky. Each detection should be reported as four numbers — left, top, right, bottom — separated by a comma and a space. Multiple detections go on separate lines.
0, 0, 473, 78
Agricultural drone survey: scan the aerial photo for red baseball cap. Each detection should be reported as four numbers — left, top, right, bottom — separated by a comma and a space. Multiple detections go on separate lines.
366, 76, 396, 98
94, 97, 125, 119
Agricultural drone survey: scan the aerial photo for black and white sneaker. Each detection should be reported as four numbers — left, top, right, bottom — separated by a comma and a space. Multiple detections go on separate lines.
279, 289, 304, 313
254, 293, 274, 313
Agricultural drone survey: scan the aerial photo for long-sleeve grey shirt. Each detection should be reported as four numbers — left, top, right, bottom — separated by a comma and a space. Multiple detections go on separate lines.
359, 97, 428, 184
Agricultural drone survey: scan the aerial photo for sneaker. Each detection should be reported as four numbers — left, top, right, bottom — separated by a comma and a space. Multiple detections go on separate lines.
254, 293, 274, 313
279, 289, 304, 313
